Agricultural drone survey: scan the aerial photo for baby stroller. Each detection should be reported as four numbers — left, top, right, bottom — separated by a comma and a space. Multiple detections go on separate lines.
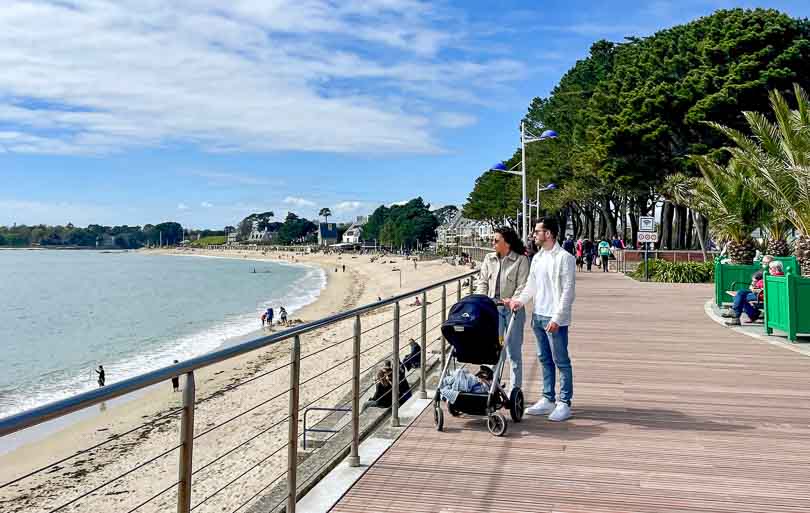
434, 294, 524, 436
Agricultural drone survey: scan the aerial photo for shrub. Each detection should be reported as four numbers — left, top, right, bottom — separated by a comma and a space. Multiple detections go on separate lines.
630, 260, 714, 283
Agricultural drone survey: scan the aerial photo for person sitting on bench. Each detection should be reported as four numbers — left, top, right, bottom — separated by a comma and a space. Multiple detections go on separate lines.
725, 271, 764, 326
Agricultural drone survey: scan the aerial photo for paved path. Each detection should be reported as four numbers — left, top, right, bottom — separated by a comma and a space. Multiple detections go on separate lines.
329, 272, 810, 513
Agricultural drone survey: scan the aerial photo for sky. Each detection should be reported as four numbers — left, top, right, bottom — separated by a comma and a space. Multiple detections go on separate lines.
2, 0, 809, 229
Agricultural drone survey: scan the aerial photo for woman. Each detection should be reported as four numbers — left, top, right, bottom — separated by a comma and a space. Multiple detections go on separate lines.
475, 227, 529, 390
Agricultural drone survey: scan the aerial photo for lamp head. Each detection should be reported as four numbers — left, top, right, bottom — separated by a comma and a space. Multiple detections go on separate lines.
540, 130, 558, 140
491, 162, 507, 171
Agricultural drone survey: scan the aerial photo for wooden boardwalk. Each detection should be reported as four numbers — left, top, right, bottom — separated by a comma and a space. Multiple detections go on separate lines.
329, 272, 810, 513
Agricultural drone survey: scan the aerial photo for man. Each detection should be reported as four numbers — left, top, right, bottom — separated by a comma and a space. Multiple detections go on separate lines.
476, 227, 529, 390
505, 217, 576, 421
598, 238, 611, 272
265, 307, 274, 327
562, 235, 575, 255
96, 365, 106, 387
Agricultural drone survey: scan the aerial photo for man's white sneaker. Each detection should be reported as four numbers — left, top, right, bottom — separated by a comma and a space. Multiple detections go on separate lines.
526, 397, 555, 415
548, 402, 571, 422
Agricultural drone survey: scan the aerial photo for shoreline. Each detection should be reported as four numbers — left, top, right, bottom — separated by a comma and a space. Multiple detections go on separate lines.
0, 250, 329, 455
0, 247, 466, 513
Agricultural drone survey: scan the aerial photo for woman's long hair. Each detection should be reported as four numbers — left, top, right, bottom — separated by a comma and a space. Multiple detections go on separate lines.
495, 226, 525, 256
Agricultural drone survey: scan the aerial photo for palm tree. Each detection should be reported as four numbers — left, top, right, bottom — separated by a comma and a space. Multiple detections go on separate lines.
319, 208, 332, 224
663, 156, 763, 265
707, 84, 810, 274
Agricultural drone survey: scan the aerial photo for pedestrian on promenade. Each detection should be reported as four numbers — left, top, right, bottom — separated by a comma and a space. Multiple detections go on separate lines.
96, 365, 106, 387
575, 238, 584, 272
583, 239, 595, 272
598, 238, 611, 272
476, 226, 529, 390
171, 360, 180, 392
505, 217, 576, 421
562, 235, 575, 255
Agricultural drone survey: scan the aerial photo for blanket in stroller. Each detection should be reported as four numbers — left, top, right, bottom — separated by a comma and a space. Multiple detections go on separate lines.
439, 368, 487, 404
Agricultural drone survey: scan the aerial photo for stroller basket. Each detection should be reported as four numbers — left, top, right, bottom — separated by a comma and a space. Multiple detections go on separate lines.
440, 294, 501, 364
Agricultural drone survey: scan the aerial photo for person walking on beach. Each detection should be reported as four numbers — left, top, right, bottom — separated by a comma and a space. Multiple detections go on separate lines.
279, 307, 288, 326
171, 360, 180, 392
476, 226, 529, 391
505, 217, 576, 422
96, 365, 106, 387
265, 307, 274, 327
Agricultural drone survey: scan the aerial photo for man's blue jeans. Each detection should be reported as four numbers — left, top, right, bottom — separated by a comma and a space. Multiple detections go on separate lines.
732, 289, 759, 320
498, 306, 525, 389
531, 314, 572, 405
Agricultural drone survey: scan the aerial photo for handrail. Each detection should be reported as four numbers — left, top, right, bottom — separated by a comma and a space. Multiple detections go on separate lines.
0, 269, 477, 437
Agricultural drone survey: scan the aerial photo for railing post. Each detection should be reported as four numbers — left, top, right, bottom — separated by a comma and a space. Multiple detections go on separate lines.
391, 302, 401, 427
177, 371, 196, 513
349, 315, 361, 467
440, 285, 447, 372
468, 276, 474, 295
286, 336, 301, 513
457, 280, 461, 303
419, 291, 427, 399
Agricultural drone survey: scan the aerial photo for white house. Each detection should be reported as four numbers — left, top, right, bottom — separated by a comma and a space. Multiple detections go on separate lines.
436, 212, 495, 246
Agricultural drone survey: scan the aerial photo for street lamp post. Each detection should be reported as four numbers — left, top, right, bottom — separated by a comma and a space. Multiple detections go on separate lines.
491, 124, 558, 242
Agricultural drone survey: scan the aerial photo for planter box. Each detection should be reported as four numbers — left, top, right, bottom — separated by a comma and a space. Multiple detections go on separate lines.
713, 256, 800, 306
764, 271, 810, 341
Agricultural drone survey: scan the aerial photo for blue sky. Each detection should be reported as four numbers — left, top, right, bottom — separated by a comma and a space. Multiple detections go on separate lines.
2, 0, 809, 229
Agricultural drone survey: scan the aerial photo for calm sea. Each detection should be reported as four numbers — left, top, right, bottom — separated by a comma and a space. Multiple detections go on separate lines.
0, 250, 325, 419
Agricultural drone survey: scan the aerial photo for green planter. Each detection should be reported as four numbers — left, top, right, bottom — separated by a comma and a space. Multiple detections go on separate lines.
764, 271, 810, 341
713, 256, 800, 306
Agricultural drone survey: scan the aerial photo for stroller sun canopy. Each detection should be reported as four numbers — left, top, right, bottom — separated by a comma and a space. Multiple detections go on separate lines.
441, 294, 501, 364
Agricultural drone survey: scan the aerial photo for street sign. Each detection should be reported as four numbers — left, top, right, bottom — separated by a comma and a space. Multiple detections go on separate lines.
637, 231, 659, 243
639, 216, 655, 232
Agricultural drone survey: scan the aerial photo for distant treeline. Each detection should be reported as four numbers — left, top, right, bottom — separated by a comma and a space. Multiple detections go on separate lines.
0, 222, 224, 248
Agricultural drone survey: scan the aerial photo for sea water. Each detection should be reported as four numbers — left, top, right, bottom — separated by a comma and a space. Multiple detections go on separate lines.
0, 250, 325, 419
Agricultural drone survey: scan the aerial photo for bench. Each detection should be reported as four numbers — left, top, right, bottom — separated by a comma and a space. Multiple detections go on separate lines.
764, 271, 810, 341
714, 256, 800, 307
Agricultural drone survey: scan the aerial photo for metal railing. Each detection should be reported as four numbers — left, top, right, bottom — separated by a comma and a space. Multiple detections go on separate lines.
0, 269, 478, 513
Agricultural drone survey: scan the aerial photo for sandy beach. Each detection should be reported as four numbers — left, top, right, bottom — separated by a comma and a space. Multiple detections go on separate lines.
0, 247, 474, 513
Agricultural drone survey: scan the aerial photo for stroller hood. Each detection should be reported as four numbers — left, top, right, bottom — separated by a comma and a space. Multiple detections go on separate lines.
441, 294, 501, 364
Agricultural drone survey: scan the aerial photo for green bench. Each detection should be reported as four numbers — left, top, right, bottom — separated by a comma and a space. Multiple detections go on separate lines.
764, 270, 810, 341
714, 256, 799, 307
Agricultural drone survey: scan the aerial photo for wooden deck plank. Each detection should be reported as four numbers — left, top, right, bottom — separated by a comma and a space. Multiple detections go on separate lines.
329, 272, 810, 513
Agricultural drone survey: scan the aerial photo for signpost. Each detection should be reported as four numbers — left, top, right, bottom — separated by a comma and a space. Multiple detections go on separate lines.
637, 231, 659, 282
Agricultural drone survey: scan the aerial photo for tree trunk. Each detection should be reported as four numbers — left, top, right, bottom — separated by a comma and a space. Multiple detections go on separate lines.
685, 209, 694, 249
660, 201, 674, 249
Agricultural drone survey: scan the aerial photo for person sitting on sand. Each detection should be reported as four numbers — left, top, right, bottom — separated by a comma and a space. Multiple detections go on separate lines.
364, 361, 412, 409
403, 339, 421, 371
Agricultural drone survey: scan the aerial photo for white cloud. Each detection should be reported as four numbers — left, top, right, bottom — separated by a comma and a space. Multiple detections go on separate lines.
177, 203, 189, 210
435, 112, 477, 128
200, 202, 213, 208
389, 200, 409, 206
283, 196, 316, 208
0, 1, 524, 155
334, 201, 364, 212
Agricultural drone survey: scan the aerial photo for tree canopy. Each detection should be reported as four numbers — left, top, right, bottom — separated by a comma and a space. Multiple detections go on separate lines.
463, 8, 810, 248
363, 198, 439, 248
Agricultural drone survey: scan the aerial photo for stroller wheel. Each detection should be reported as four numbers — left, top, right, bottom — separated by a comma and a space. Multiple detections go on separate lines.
487, 413, 507, 437
433, 400, 444, 432
509, 388, 525, 423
